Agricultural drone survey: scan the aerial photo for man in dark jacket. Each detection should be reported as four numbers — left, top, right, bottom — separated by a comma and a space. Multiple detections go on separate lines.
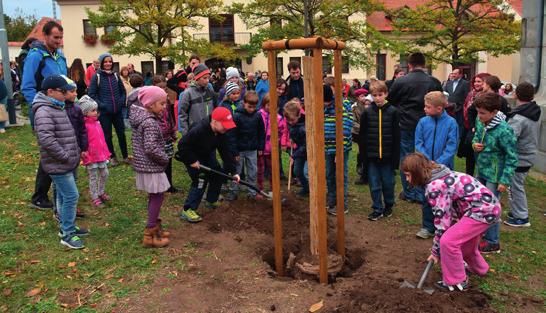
286, 60, 304, 101
176, 107, 239, 223
386, 52, 443, 203
443, 68, 470, 136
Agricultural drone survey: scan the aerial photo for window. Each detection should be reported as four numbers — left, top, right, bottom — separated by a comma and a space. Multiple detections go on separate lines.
83, 20, 96, 36
112, 62, 120, 74
399, 54, 409, 74
322, 56, 332, 74
209, 14, 234, 44
161, 61, 174, 74
104, 25, 115, 35
276, 57, 284, 77
342, 56, 350, 74
141, 61, 154, 76
376, 53, 386, 80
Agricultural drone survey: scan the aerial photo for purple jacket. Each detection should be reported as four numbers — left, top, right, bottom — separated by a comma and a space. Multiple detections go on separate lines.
129, 105, 169, 173
426, 165, 501, 257
64, 100, 88, 151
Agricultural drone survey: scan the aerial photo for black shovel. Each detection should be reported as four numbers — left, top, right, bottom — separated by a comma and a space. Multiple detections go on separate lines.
199, 165, 272, 199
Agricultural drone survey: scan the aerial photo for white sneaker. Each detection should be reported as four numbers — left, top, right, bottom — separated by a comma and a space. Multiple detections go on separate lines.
416, 228, 434, 239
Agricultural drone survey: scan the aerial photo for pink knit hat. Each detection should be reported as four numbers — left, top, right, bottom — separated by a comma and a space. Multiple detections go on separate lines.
138, 86, 167, 108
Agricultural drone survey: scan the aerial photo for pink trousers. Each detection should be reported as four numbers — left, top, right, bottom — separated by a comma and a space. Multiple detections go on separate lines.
440, 216, 491, 285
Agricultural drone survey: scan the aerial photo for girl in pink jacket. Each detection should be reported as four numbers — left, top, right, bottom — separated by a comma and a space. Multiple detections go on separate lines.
257, 94, 290, 190
78, 96, 111, 207
401, 153, 501, 292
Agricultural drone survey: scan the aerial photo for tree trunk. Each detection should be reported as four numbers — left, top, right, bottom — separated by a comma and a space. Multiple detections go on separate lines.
155, 55, 163, 74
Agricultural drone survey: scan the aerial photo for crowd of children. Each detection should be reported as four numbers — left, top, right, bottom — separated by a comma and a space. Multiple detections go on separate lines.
30, 55, 542, 293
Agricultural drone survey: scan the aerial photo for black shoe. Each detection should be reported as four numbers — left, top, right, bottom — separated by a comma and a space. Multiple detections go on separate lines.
354, 177, 368, 185
368, 212, 383, 221
167, 187, 180, 193
30, 199, 53, 210
384, 207, 393, 218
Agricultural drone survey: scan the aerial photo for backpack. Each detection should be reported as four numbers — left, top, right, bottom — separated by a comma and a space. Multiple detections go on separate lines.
95, 71, 119, 87
32, 51, 51, 91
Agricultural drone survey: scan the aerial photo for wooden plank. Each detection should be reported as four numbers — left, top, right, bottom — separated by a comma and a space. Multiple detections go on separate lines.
268, 50, 284, 277
333, 50, 346, 258
262, 37, 346, 51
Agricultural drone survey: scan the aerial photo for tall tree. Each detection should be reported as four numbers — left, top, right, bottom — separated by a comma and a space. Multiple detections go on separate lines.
3, 9, 38, 42
229, 0, 397, 70
87, 0, 238, 73
389, 0, 520, 66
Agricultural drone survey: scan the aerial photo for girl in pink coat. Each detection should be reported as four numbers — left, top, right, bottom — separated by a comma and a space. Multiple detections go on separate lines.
78, 96, 111, 207
401, 153, 501, 292
257, 94, 290, 190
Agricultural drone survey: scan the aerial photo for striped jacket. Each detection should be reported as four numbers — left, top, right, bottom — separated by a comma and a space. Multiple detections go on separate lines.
324, 99, 353, 155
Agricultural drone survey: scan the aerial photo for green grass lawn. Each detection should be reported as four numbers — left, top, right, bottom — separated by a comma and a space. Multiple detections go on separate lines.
0, 126, 544, 312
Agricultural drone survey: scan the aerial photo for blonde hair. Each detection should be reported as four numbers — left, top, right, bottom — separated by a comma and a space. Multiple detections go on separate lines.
283, 98, 302, 119
424, 91, 448, 108
369, 80, 388, 94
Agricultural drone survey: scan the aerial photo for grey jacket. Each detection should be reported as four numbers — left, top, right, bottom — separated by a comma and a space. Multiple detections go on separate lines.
507, 101, 542, 168
33, 92, 80, 174
178, 83, 217, 135
130, 105, 169, 173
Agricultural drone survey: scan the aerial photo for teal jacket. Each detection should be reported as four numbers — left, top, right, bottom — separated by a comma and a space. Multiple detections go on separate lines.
472, 112, 518, 186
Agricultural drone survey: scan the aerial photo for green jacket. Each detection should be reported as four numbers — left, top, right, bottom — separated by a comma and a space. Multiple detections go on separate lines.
472, 112, 518, 186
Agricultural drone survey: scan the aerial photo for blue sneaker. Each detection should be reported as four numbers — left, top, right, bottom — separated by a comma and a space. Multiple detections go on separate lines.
58, 226, 89, 238
504, 216, 531, 227
60, 235, 85, 249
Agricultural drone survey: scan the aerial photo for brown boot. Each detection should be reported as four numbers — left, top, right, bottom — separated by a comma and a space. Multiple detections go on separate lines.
157, 219, 171, 238
142, 226, 170, 248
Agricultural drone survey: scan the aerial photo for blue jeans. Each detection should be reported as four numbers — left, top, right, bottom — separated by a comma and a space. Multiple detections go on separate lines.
293, 157, 308, 194
326, 151, 349, 208
399, 130, 418, 200
50, 171, 80, 237
183, 154, 223, 210
367, 161, 395, 214
417, 186, 435, 233
480, 178, 501, 244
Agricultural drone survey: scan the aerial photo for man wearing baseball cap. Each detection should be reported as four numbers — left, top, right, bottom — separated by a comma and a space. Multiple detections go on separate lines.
175, 107, 238, 223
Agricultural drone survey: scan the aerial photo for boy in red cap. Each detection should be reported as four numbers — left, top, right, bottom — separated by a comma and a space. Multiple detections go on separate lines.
176, 107, 240, 223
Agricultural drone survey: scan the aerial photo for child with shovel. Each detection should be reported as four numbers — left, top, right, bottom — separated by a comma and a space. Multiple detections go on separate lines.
175, 107, 239, 223
401, 152, 501, 292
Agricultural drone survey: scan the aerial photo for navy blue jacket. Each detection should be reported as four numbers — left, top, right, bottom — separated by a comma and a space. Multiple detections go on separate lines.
88, 70, 126, 114
288, 114, 306, 159
415, 110, 459, 169
233, 107, 265, 153
64, 100, 88, 152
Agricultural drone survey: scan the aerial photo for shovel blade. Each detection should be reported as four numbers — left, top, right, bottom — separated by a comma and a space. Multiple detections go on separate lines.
422, 287, 435, 295
399, 280, 416, 289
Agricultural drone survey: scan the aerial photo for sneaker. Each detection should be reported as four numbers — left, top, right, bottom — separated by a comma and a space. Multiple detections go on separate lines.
435, 280, 469, 292
327, 206, 349, 216
58, 226, 89, 238
383, 207, 393, 218
224, 192, 238, 201
99, 193, 111, 202
91, 198, 104, 208
504, 216, 530, 227
30, 199, 54, 210
416, 228, 434, 239
479, 241, 501, 254
76, 208, 86, 218
507, 211, 514, 219
367, 212, 383, 221
354, 177, 368, 185
254, 194, 265, 200
166, 187, 180, 193
60, 235, 85, 249
110, 158, 120, 167
180, 209, 202, 223
205, 202, 219, 210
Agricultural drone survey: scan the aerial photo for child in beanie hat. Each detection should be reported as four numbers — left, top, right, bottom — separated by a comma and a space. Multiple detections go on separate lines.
221, 81, 241, 114
226, 67, 240, 82
138, 86, 168, 108
192, 64, 211, 81
80, 94, 111, 209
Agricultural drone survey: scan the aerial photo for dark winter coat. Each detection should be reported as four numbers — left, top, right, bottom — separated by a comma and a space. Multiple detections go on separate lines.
176, 117, 237, 175
288, 114, 307, 160
386, 69, 443, 131
88, 70, 127, 114
233, 107, 265, 153
32, 92, 80, 174
286, 76, 304, 101
359, 102, 400, 169
129, 105, 169, 173
64, 100, 88, 151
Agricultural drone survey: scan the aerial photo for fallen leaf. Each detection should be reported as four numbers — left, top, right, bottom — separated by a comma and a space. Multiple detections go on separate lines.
117, 278, 124, 283
3, 271, 15, 276
68, 262, 76, 267
309, 300, 324, 312
105, 274, 114, 279
30, 260, 41, 264
151, 259, 157, 264
60, 303, 69, 308
3, 288, 12, 296
26, 288, 41, 297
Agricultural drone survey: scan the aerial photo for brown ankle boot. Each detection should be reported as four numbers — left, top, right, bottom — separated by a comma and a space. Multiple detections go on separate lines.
142, 226, 170, 248
157, 219, 171, 238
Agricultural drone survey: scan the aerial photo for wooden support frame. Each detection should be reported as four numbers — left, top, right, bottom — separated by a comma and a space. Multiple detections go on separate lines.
263, 37, 345, 285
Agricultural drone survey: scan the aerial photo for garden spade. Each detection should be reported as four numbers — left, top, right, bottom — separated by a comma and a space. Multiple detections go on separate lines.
399, 260, 435, 295
199, 165, 273, 200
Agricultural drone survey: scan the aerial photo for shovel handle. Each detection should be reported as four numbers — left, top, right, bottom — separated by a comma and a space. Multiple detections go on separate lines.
199, 164, 270, 198
417, 260, 434, 289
